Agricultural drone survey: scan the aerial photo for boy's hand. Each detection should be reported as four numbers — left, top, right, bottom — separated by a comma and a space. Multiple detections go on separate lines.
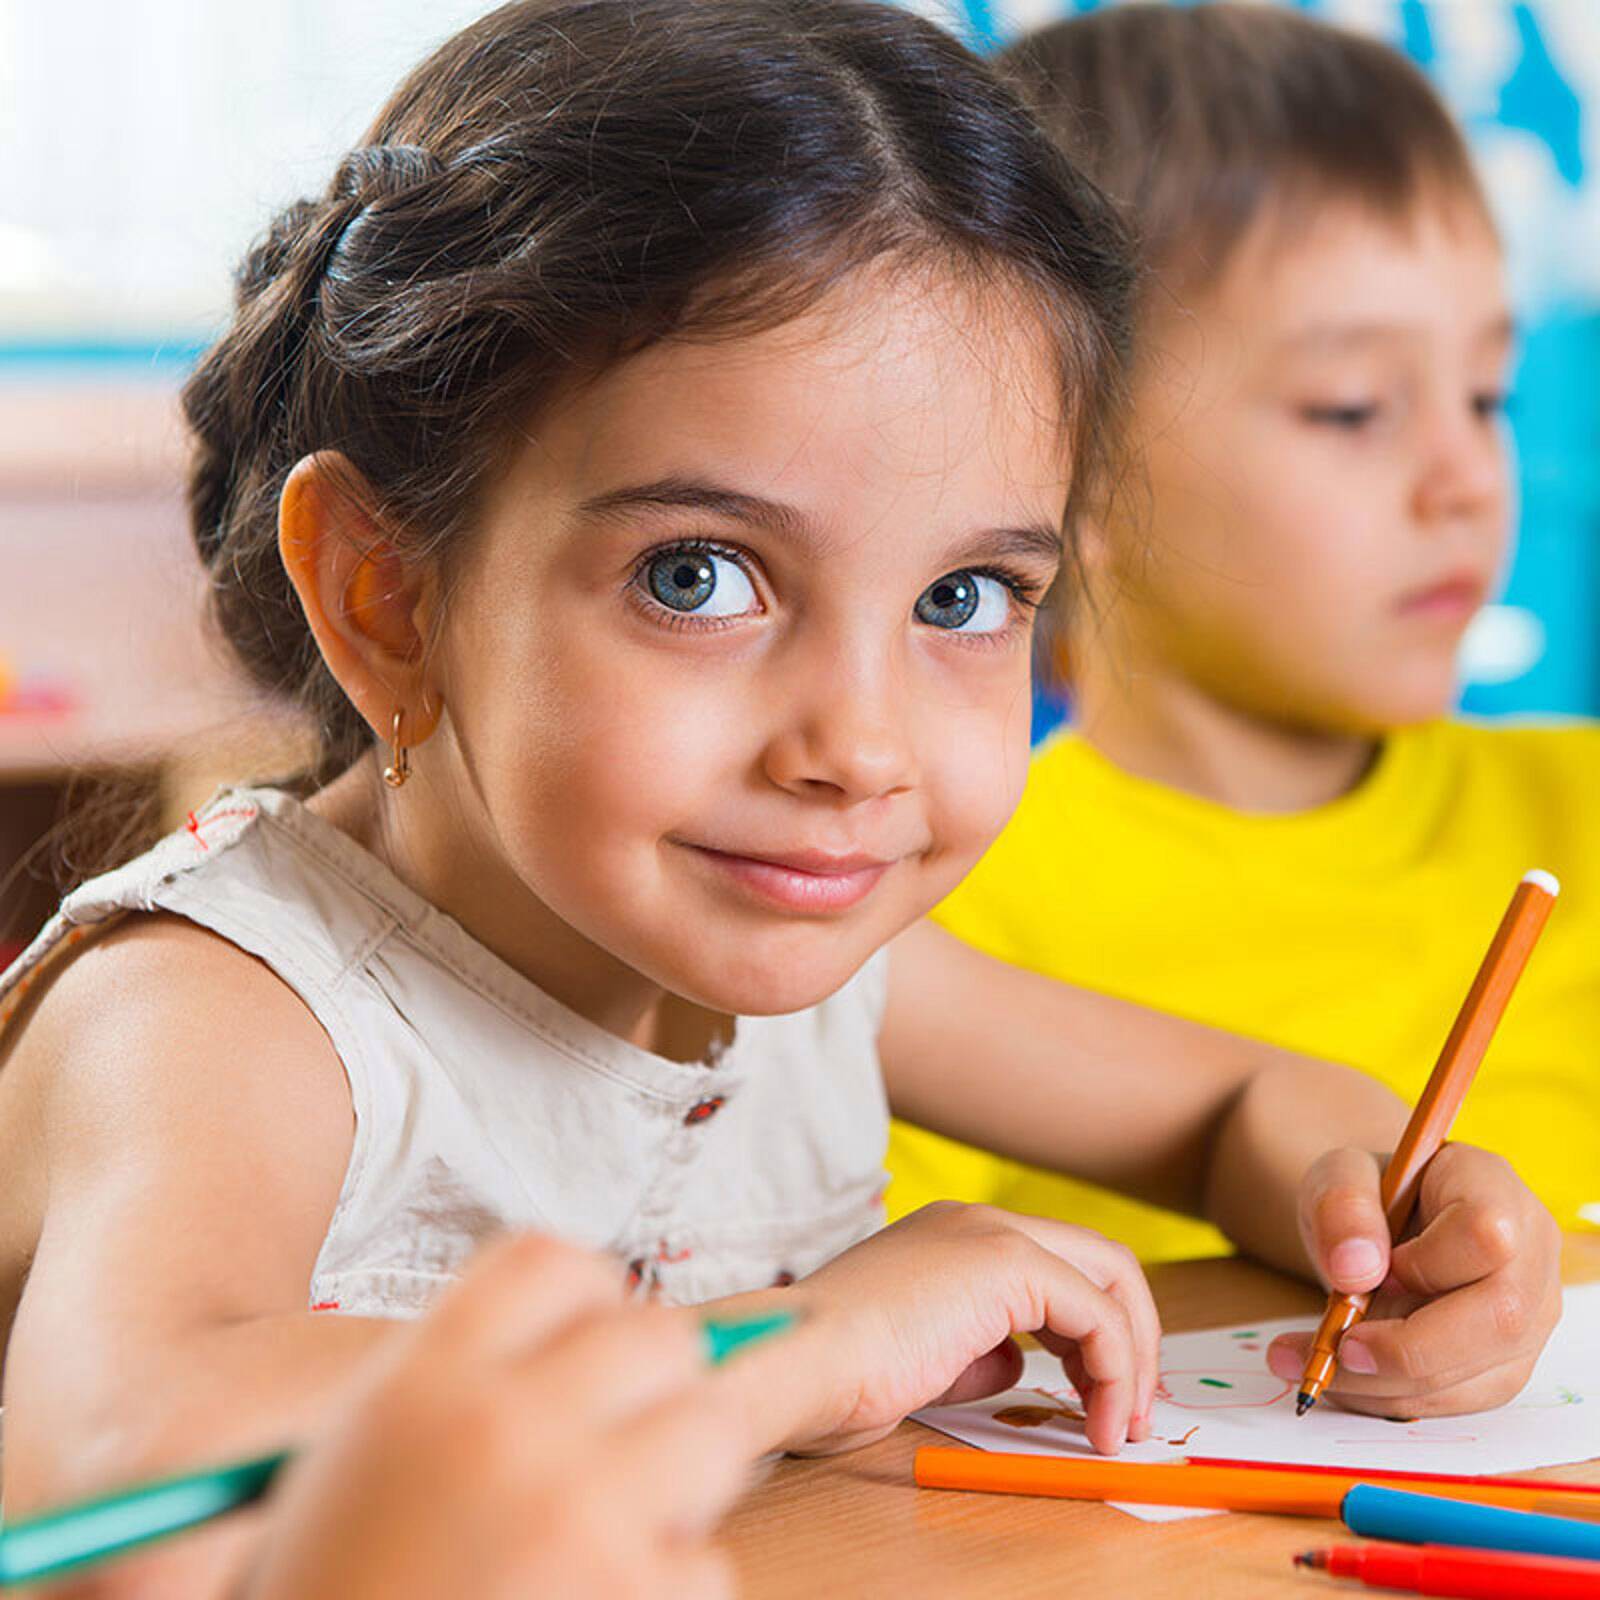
767, 1202, 1160, 1456
242, 1234, 750, 1600
1266, 1143, 1562, 1416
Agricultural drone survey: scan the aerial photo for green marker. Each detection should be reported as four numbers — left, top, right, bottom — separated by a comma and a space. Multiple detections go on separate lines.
0, 1308, 794, 1588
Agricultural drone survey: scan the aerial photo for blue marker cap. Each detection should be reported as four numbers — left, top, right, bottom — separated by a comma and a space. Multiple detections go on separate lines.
1342, 1483, 1600, 1563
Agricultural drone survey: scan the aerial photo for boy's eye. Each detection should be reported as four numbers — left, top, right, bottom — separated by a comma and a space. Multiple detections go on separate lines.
1302, 402, 1379, 430
913, 570, 1012, 634
643, 548, 757, 617
1474, 389, 1511, 421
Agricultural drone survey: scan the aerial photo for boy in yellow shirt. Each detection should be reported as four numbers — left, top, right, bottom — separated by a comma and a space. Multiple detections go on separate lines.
889, 4, 1600, 1253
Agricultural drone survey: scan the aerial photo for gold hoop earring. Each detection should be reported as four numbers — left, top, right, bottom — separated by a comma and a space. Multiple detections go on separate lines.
383, 708, 411, 789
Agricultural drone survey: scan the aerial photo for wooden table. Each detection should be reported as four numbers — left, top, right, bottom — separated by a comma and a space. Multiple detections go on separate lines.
725, 1234, 1600, 1598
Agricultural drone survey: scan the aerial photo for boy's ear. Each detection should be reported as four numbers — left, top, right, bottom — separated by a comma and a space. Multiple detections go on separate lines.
278, 453, 444, 747
1074, 510, 1114, 584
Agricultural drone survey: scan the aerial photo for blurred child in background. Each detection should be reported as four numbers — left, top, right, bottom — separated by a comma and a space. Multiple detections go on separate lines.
889, 3, 1600, 1260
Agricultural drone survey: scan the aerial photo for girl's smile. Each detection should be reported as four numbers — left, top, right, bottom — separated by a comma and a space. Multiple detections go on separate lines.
674, 841, 902, 917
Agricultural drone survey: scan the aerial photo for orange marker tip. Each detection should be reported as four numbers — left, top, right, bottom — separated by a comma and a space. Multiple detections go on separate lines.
1295, 1392, 1314, 1417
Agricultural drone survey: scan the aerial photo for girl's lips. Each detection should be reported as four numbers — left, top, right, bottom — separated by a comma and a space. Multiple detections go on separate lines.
685, 845, 892, 914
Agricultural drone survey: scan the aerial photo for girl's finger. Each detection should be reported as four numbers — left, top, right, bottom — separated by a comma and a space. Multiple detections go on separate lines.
1000, 1215, 1162, 1439
1020, 1253, 1138, 1454
417, 1232, 625, 1365
1036, 1341, 1095, 1419
1297, 1147, 1391, 1295
927, 1338, 1025, 1406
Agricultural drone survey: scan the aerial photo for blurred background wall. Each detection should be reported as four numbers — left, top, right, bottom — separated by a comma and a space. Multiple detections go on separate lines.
0, 0, 1595, 952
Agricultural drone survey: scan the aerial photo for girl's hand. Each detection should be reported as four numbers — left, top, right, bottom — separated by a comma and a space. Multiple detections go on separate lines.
772, 1202, 1160, 1456
1266, 1144, 1562, 1416
242, 1234, 751, 1600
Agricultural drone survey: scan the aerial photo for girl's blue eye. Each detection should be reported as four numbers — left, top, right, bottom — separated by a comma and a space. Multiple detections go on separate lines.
914, 570, 1011, 634
644, 549, 757, 617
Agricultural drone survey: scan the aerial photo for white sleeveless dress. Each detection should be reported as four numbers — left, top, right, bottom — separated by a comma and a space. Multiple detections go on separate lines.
0, 787, 891, 1317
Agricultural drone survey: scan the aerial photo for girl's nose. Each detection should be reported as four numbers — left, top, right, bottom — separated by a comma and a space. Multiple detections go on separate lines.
761, 668, 918, 804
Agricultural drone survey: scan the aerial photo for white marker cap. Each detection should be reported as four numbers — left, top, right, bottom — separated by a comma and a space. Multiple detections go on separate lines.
1522, 868, 1560, 897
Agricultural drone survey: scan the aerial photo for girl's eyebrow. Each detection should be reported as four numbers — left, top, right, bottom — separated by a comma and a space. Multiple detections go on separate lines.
577, 476, 810, 539
576, 474, 1062, 563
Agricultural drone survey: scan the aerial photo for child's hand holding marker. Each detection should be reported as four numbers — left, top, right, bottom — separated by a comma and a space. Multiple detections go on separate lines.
1269, 871, 1564, 1419
1268, 1141, 1562, 1417
239, 1234, 758, 1600
3, 1235, 774, 1599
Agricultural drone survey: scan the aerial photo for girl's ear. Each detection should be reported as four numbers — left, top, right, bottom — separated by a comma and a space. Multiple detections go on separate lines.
278, 453, 444, 748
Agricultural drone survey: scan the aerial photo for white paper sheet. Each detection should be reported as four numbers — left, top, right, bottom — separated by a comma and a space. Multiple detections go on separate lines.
914, 1282, 1600, 1522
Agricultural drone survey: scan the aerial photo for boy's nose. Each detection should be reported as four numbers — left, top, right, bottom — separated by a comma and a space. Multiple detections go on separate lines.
1412, 410, 1508, 528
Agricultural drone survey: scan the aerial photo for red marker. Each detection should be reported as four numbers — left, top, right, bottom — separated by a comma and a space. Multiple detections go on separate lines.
1296, 1543, 1600, 1598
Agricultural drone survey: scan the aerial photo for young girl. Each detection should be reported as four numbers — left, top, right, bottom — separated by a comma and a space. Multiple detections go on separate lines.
889, 4, 1600, 1259
0, 4, 1559, 1594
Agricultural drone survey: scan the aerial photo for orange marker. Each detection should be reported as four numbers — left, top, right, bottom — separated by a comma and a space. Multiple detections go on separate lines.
911, 1450, 1600, 1520
1187, 1457, 1600, 1501
1297, 870, 1559, 1416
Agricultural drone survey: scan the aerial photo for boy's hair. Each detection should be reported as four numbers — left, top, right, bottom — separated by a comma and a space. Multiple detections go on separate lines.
997, 3, 1489, 300
184, 0, 1133, 781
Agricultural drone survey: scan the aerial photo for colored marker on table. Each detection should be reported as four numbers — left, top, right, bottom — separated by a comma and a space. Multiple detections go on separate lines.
1188, 1457, 1600, 1503
1341, 1483, 1600, 1563
1298, 871, 1559, 1415
0, 1308, 795, 1589
1296, 1543, 1600, 1599
912, 1450, 1600, 1521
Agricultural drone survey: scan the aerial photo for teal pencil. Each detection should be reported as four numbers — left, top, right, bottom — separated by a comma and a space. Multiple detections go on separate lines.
0, 1307, 794, 1588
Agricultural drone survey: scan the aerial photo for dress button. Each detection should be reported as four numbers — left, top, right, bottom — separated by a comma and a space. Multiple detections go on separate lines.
684, 1095, 725, 1126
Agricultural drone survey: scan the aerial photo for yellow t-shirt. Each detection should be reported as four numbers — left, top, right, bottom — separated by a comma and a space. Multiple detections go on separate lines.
887, 719, 1600, 1257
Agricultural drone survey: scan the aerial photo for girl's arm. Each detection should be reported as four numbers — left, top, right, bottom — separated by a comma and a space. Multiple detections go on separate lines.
2, 915, 402, 1597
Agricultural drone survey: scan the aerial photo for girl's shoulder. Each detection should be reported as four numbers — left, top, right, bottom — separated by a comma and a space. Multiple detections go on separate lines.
0, 906, 348, 1120
0, 785, 371, 1126
0, 906, 356, 1367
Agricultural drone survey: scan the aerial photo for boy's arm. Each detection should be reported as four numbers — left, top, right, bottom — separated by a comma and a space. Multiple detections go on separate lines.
880, 919, 1407, 1272
880, 918, 1562, 1395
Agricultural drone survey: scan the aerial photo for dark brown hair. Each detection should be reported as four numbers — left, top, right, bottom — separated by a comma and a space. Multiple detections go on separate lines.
183, 0, 1134, 782
997, 3, 1488, 301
